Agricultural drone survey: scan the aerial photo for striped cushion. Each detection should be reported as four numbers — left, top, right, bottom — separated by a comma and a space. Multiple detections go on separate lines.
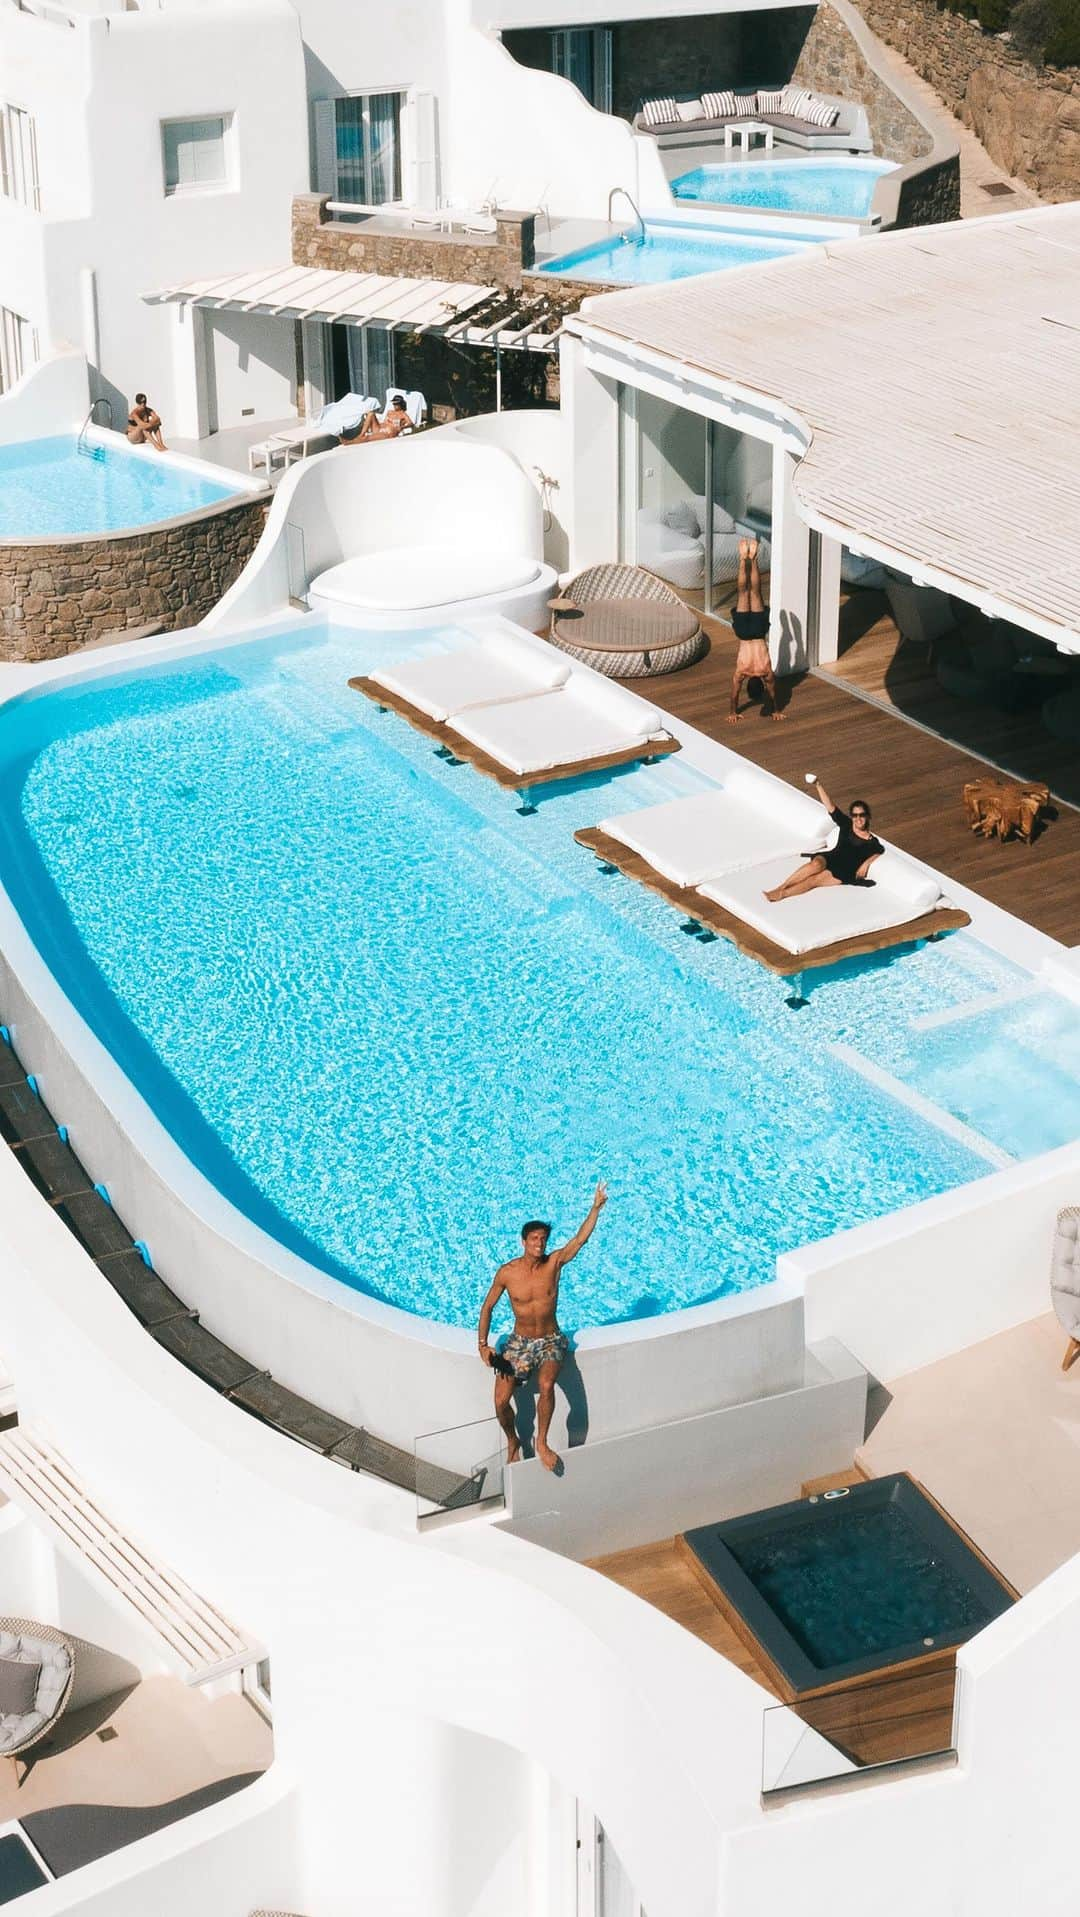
779, 84, 814, 119
731, 92, 759, 116
803, 93, 841, 127
757, 89, 785, 112
641, 96, 678, 127
701, 88, 738, 118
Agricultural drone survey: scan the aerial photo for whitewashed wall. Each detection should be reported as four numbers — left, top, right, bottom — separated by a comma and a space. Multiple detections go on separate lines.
0, 349, 89, 444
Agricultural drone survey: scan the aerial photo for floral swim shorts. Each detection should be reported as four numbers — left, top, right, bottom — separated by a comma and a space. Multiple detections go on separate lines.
502, 1331, 568, 1380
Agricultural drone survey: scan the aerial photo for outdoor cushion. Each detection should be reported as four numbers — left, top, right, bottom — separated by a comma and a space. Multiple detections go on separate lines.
780, 84, 814, 117
641, 96, 678, 127
310, 548, 541, 613
0, 1657, 39, 1718
691, 494, 736, 536
732, 93, 759, 115
663, 500, 700, 537
698, 853, 937, 957
675, 99, 705, 121
804, 94, 841, 127
868, 850, 942, 913
371, 634, 568, 723
701, 89, 738, 117
600, 781, 830, 889
555, 597, 700, 654
454, 679, 664, 777
757, 89, 785, 112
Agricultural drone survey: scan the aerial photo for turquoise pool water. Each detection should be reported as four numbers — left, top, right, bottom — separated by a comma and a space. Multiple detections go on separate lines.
537, 219, 818, 285
673, 159, 892, 219
0, 623, 1076, 1333
0, 436, 241, 539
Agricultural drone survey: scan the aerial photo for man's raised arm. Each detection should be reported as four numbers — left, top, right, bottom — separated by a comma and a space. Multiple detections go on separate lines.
477, 1273, 507, 1366
554, 1182, 608, 1267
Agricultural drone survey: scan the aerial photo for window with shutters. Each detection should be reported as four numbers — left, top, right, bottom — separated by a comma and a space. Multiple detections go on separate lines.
161, 115, 234, 196
0, 306, 37, 395
0, 104, 40, 211
315, 93, 404, 205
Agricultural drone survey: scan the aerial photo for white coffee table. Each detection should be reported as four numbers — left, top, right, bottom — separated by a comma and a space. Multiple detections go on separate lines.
723, 121, 775, 155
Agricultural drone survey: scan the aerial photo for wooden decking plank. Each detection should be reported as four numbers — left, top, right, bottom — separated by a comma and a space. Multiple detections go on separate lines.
653, 624, 1080, 947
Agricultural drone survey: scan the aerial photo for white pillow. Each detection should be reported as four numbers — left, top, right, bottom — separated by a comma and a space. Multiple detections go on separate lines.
675, 99, 705, 122
663, 499, 701, 538
701, 89, 738, 118
691, 493, 736, 536
872, 850, 942, 912
641, 96, 678, 127
780, 84, 814, 118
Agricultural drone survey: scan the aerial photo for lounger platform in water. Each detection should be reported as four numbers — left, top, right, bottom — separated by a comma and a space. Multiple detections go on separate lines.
576, 824, 970, 988
351, 657, 679, 808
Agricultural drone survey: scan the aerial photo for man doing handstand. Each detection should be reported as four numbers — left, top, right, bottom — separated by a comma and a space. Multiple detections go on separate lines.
477, 1183, 607, 1472
728, 537, 782, 724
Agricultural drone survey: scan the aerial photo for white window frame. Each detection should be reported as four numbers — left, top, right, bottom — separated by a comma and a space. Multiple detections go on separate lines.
0, 102, 41, 212
0, 305, 38, 395
314, 89, 408, 206
161, 113, 236, 199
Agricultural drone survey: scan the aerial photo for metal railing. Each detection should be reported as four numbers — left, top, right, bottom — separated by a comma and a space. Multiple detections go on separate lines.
414, 1415, 507, 1524
607, 185, 646, 243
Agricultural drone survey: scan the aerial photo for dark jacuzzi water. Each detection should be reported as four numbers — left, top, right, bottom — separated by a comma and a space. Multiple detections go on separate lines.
685, 1474, 1015, 1690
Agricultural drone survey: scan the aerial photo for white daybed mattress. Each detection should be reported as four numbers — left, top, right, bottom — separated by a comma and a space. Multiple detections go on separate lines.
599, 769, 833, 888
697, 850, 944, 957
371, 632, 569, 724
310, 547, 542, 613
453, 677, 666, 777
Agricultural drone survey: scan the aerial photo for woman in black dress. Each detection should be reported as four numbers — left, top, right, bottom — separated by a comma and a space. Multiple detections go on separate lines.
764, 778, 884, 902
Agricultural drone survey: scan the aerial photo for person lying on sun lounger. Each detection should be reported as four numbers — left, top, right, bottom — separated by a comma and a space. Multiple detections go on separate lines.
339, 396, 411, 446
764, 778, 884, 901
729, 538, 782, 724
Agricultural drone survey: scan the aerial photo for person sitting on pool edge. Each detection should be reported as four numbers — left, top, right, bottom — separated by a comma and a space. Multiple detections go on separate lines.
127, 393, 167, 451
728, 537, 782, 725
477, 1182, 608, 1473
765, 778, 884, 902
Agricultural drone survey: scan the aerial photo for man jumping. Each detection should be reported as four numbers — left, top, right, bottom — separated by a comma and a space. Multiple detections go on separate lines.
728, 538, 782, 724
477, 1182, 608, 1472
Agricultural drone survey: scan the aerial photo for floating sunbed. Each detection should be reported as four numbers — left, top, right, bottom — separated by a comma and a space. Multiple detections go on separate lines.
577, 781, 970, 1001
352, 641, 679, 810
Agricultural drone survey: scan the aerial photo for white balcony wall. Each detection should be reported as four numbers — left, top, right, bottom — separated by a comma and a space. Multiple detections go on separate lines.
443, 18, 668, 220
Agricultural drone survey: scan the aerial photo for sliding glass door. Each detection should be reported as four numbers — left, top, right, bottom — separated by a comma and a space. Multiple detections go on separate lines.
550, 28, 613, 113
333, 93, 402, 204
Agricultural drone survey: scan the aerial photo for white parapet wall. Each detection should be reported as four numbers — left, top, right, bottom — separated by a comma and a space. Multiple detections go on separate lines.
0, 348, 90, 446
203, 432, 548, 632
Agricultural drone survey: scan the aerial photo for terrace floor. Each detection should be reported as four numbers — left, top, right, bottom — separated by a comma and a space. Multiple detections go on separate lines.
656, 617, 1080, 947
0, 1676, 270, 1876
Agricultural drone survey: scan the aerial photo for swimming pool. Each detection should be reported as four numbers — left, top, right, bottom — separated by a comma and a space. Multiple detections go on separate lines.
2, 621, 1078, 1337
0, 434, 243, 539
537, 218, 819, 285
672, 159, 892, 219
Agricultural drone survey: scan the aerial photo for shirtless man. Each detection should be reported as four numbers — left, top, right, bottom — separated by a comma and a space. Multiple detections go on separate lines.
127, 393, 167, 451
477, 1182, 608, 1472
728, 538, 782, 724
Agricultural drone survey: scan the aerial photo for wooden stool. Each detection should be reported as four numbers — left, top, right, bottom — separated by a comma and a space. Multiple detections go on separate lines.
963, 777, 1050, 844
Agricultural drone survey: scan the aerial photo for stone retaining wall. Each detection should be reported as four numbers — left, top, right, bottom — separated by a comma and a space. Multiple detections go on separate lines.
792, 1, 934, 157
292, 196, 536, 288
0, 495, 266, 662
855, 0, 1079, 196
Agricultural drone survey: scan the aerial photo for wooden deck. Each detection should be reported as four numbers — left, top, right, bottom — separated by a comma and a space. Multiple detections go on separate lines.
655, 617, 1080, 947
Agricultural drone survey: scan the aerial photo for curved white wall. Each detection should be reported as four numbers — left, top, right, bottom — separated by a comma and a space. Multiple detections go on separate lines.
205, 433, 545, 631
0, 348, 90, 446
438, 408, 569, 570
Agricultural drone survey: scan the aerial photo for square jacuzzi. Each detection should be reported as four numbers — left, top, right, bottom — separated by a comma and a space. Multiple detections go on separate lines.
683, 1473, 1016, 1695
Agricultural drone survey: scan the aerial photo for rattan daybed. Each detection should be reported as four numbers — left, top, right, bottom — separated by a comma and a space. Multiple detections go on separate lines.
549, 564, 706, 679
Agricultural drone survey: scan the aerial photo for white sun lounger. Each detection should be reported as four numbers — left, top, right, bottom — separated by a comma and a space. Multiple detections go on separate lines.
369, 631, 569, 724
598, 769, 833, 889
697, 849, 945, 958
452, 676, 668, 779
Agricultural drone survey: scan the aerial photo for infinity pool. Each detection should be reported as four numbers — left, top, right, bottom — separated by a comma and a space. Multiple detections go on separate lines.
0, 435, 242, 539
537, 218, 818, 285
673, 158, 892, 219
1, 623, 1077, 1334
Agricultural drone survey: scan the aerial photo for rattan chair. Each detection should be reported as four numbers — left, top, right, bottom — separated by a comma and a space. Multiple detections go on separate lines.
550, 563, 706, 679
0, 1618, 76, 1779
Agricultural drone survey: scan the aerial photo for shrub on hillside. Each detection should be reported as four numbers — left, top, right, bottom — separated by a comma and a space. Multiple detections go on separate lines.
938, 0, 1012, 33
1010, 0, 1080, 63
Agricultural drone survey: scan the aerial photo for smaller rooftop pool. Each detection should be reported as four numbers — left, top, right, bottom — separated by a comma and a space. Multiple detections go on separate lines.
537, 217, 820, 286
0, 434, 244, 540
673, 157, 892, 220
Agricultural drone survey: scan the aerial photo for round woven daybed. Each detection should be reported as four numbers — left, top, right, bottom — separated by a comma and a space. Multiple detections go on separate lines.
550, 564, 706, 679
0, 1618, 76, 1771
